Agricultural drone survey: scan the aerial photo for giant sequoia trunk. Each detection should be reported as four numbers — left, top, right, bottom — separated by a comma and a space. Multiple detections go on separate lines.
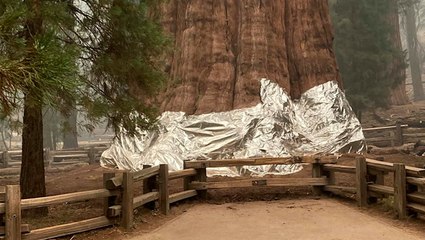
160, 0, 341, 114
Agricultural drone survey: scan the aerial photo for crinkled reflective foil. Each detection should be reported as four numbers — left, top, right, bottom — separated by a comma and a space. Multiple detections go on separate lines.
101, 79, 366, 176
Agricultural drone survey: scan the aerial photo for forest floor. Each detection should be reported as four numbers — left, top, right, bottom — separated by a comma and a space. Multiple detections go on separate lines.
361, 99, 425, 127
2, 101, 425, 239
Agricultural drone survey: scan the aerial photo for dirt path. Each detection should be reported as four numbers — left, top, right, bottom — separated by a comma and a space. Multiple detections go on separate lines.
129, 198, 424, 240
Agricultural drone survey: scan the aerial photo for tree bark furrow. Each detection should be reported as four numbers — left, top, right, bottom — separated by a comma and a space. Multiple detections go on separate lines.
160, 0, 341, 115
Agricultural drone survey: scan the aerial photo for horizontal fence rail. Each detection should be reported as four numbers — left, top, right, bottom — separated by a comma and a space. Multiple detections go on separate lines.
322, 155, 425, 220
184, 156, 338, 169
363, 123, 425, 147
0, 145, 110, 170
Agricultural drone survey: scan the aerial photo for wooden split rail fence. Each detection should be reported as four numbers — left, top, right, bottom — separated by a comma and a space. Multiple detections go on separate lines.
321, 156, 425, 219
363, 123, 425, 147
0, 162, 199, 239
2, 154, 425, 239
0, 145, 109, 169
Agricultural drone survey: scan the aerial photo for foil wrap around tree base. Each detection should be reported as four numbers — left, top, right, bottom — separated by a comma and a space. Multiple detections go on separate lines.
100, 79, 365, 176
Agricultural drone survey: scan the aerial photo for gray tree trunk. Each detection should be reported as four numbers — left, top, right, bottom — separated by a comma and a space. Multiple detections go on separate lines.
405, 3, 425, 101
388, 0, 409, 105
62, 109, 78, 149
43, 107, 59, 150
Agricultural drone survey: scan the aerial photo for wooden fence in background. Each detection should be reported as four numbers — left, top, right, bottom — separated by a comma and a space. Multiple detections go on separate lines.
1, 154, 425, 239
0, 144, 109, 169
363, 123, 425, 147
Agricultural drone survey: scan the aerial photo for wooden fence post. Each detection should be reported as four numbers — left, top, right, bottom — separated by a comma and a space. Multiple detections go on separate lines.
143, 165, 156, 210
43, 148, 50, 166
322, 166, 335, 196
158, 164, 169, 215
103, 172, 116, 218
389, 131, 395, 147
394, 163, 407, 219
183, 161, 191, 191
1, 151, 10, 168
195, 165, 207, 200
395, 122, 404, 146
312, 162, 323, 195
5, 185, 21, 240
88, 147, 96, 164
122, 172, 134, 230
356, 156, 368, 207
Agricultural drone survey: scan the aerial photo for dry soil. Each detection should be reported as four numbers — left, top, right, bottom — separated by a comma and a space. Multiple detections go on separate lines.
130, 198, 425, 240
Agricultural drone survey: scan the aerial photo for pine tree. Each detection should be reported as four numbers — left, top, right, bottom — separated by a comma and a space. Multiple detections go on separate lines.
331, 0, 408, 118
0, 0, 168, 208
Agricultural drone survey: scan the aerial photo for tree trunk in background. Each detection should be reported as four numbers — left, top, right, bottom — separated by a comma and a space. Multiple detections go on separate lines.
43, 124, 53, 150
390, 82, 410, 105
405, 3, 425, 101
388, 0, 409, 105
21, 92, 47, 212
20, 0, 47, 215
62, 0, 79, 150
43, 107, 59, 150
62, 109, 78, 149
160, 0, 341, 114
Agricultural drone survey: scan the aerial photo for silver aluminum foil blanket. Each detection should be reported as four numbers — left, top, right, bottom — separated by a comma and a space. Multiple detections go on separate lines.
100, 79, 366, 176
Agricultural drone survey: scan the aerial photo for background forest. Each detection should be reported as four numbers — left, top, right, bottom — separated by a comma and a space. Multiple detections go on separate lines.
331, 0, 425, 119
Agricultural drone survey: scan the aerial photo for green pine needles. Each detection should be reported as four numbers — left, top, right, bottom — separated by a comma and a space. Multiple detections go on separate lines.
331, 0, 407, 117
0, 0, 169, 134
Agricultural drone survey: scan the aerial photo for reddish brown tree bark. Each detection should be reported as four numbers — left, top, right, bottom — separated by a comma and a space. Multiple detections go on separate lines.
20, 0, 47, 215
160, 0, 341, 115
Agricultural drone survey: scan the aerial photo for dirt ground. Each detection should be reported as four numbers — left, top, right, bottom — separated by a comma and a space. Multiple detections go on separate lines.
361, 99, 425, 127
131, 199, 425, 240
